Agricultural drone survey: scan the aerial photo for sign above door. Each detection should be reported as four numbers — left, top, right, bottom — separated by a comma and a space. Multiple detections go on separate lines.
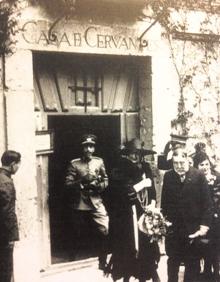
19, 20, 154, 56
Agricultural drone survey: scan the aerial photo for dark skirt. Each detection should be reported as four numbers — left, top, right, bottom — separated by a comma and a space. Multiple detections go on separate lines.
135, 232, 160, 281
109, 212, 160, 280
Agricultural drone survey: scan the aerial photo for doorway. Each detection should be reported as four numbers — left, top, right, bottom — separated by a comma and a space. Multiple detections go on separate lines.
48, 115, 120, 264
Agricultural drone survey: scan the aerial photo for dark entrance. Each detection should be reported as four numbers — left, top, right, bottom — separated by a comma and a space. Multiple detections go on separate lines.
48, 115, 120, 264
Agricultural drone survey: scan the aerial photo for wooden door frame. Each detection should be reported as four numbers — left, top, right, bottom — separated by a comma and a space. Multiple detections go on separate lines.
34, 55, 152, 274
37, 113, 125, 272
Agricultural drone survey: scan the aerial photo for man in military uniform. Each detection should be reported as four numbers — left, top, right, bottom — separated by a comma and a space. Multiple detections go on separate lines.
65, 134, 109, 269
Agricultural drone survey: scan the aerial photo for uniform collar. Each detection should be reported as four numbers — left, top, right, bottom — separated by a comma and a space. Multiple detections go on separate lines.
81, 156, 92, 162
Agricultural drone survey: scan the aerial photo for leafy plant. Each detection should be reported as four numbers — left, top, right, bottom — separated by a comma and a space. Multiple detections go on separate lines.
0, 0, 20, 55
141, 1, 220, 144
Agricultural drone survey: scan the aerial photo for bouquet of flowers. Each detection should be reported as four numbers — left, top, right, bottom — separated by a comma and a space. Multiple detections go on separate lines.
138, 206, 170, 243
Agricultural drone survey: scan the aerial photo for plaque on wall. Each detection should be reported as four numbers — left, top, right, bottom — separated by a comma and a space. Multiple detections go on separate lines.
35, 130, 54, 155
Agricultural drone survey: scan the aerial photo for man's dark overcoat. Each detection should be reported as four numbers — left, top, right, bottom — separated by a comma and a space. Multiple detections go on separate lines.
161, 166, 213, 256
0, 168, 19, 243
0, 168, 19, 282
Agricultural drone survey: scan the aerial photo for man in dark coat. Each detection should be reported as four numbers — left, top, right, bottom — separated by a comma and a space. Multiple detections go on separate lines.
0, 150, 21, 282
161, 146, 213, 282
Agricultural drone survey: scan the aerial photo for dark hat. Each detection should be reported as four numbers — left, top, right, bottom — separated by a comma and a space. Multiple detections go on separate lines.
193, 151, 210, 168
194, 142, 206, 153
170, 134, 188, 145
168, 134, 188, 151
81, 134, 97, 145
125, 138, 142, 152
121, 138, 156, 156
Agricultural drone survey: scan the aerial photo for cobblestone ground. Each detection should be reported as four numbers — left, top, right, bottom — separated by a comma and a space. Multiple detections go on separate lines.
42, 255, 184, 282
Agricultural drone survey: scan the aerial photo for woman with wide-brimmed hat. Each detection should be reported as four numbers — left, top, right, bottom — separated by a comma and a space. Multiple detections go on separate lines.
106, 138, 160, 282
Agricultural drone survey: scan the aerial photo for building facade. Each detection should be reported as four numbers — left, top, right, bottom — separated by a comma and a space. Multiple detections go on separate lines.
0, 1, 220, 281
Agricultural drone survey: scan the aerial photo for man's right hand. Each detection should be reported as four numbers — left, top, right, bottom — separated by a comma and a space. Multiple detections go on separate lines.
81, 174, 95, 185
189, 225, 209, 239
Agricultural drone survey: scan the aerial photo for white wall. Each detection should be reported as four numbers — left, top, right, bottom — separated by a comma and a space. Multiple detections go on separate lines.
5, 49, 40, 282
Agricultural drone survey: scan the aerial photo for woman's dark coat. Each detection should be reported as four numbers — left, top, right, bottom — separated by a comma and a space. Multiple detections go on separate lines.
107, 157, 159, 281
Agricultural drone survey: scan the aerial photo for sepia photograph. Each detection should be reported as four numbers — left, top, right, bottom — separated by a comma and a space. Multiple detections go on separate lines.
0, 0, 220, 281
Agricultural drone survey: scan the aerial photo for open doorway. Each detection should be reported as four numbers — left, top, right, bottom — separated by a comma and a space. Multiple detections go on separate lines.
48, 115, 120, 264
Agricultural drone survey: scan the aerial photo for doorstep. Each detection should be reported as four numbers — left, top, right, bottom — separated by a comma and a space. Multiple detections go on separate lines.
40, 255, 184, 282
40, 258, 112, 282
40, 257, 98, 277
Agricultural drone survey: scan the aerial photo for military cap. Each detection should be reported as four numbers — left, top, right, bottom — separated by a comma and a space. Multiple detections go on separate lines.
81, 134, 97, 145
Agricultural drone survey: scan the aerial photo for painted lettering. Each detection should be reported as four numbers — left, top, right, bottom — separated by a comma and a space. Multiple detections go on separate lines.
111, 36, 121, 48
104, 35, 112, 48
129, 37, 137, 49
49, 31, 59, 46
21, 21, 140, 51
84, 26, 97, 47
22, 21, 37, 44
119, 37, 129, 49
73, 33, 82, 47
97, 34, 105, 48
59, 32, 71, 46
37, 31, 49, 45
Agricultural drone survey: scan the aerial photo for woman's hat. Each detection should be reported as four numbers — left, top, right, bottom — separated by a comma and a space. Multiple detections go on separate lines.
193, 151, 210, 168
194, 142, 206, 153
121, 138, 156, 155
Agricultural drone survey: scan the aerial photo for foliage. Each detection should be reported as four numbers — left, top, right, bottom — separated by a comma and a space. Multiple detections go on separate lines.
142, 0, 220, 148
0, 0, 21, 56
1, 0, 220, 153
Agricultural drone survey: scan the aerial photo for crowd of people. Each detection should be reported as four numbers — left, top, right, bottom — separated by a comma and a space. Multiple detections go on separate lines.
1, 134, 220, 282
160, 140, 220, 282
63, 134, 220, 282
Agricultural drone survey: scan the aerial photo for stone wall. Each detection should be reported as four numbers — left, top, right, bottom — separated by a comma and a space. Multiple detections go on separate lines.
3, 2, 220, 281
0, 56, 6, 153
5, 49, 40, 282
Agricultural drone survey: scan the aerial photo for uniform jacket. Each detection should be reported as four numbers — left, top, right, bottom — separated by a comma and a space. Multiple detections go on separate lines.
65, 156, 108, 209
161, 167, 213, 236
0, 168, 19, 243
